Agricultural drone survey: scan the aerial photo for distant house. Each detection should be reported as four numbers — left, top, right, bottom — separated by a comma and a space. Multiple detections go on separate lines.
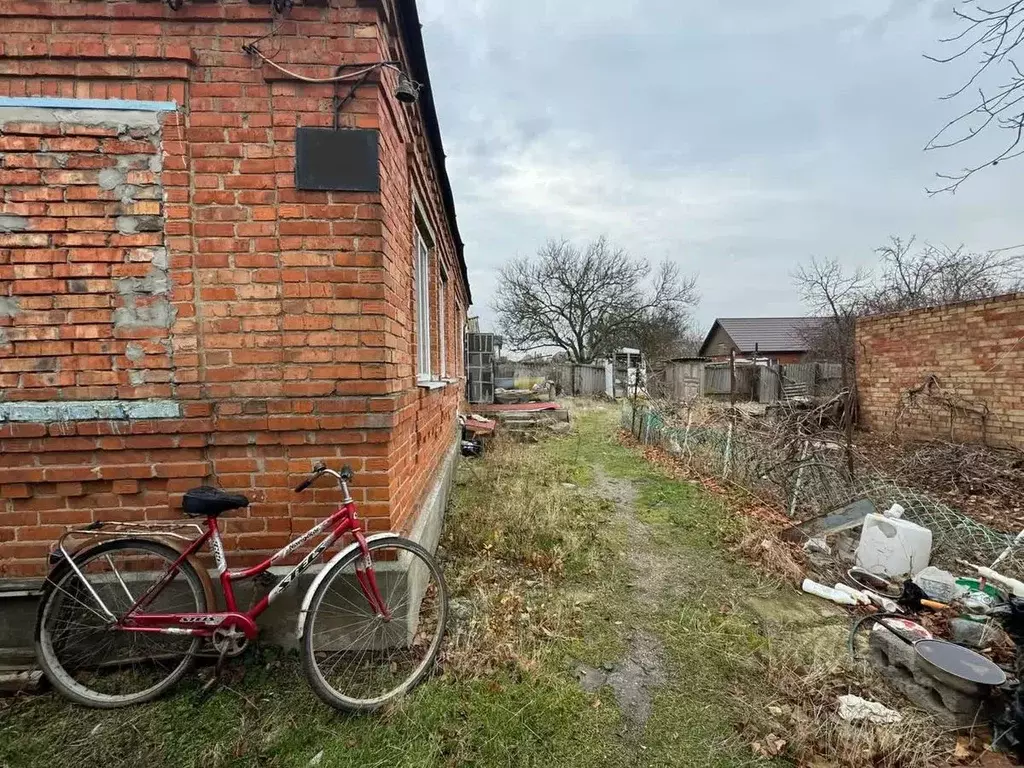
698, 317, 826, 364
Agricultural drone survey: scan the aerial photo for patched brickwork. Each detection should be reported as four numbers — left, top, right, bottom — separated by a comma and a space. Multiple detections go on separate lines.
0, 109, 174, 399
855, 293, 1024, 449
0, 0, 469, 576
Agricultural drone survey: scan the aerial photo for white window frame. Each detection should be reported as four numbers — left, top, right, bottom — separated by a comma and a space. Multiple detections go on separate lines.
457, 307, 465, 377
438, 265, 448, 379
415, 228, 432, 381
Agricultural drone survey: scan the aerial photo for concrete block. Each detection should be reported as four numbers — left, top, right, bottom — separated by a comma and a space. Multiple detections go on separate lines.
868, 627, 997, 725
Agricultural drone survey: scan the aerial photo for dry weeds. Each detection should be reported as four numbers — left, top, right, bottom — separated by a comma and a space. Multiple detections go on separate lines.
739, 644, 953, 768
438, 437, 608, 678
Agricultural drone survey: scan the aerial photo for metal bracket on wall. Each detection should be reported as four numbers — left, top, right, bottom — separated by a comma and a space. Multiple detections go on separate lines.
333, 66, 375, 130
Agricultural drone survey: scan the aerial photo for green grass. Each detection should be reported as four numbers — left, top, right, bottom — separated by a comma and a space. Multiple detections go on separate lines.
1, 405, 792, 768
0, 655, 624, 768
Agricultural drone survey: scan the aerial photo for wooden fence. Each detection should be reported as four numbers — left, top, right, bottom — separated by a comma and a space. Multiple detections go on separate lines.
662, 360, 842, 404
493, 361, 608, 397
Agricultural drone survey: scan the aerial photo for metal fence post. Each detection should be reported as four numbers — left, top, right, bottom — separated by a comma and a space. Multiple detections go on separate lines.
788, 439, 809, 518
723, 422, 733, 478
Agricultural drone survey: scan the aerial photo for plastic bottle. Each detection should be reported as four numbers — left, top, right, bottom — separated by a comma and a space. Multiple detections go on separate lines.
801, 578, 858, 606
833, 583, 872, 605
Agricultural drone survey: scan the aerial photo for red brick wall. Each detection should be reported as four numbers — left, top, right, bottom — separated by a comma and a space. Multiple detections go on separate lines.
855, 293, 1024, 449
0, 0, 468, 577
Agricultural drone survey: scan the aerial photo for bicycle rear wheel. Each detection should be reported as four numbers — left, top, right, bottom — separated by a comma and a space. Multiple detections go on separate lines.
301, 536, 448, 712
35, 538, 207, 708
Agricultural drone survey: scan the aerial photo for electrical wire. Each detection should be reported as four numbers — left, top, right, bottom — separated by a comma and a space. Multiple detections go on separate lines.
243, 44, 398, 84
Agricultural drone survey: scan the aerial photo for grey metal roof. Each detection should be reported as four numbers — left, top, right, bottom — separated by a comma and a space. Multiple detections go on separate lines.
699, 317, 827, 355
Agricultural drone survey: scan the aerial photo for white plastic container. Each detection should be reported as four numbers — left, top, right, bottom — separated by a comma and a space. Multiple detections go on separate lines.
855, 513, 932, 578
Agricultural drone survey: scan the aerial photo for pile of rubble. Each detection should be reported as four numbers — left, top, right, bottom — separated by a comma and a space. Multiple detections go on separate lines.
789, 496, 1024, 753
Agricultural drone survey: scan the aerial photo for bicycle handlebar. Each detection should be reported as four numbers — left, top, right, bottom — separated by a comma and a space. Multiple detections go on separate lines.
294, 461, 327, 493
293, 462, 354, 493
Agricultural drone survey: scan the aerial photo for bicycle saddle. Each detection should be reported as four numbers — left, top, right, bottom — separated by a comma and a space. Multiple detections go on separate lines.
182, 486, 250, 517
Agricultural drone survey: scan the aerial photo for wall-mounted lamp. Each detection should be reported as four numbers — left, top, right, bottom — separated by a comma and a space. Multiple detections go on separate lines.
394, 73, 422, 104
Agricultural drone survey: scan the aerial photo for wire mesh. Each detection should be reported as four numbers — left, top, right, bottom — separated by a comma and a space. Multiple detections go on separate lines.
622, 401, 1024, 578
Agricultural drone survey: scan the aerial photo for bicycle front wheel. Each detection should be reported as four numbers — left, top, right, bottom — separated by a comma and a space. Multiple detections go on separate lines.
301, 536, 448, 712
35, 538, 207, 708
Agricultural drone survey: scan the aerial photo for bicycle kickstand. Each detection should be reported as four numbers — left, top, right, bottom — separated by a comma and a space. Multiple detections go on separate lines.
195, 643, 230, 702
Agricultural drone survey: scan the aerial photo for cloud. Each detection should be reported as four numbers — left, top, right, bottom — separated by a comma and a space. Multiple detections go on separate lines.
419, 0, 1024, 333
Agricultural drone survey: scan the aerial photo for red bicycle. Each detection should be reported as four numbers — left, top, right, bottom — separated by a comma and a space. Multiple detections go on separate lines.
33, 463, 449, 711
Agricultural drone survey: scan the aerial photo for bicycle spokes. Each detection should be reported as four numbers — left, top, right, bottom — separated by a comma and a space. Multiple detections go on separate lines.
37, 541, 206, 706
304, 539, 448, 709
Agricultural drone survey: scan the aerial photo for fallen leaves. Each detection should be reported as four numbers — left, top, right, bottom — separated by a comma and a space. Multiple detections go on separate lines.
751, 733, 787, 758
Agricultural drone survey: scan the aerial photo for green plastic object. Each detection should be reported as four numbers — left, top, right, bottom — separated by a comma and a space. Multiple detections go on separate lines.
956, 577, 1005, 622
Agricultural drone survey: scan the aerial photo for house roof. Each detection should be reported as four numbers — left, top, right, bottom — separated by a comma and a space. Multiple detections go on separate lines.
698, 317, 827, 356
396, 0, 471, 304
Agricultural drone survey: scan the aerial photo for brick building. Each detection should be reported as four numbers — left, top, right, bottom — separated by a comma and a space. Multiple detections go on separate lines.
0, 0, 471, 580
855, 293, 1023, 449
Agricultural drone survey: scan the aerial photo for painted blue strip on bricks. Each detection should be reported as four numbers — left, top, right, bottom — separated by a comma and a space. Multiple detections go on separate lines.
0, 97, 177, 112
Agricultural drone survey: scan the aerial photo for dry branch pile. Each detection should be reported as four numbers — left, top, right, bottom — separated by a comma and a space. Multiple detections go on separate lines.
856, 435, 1024, 533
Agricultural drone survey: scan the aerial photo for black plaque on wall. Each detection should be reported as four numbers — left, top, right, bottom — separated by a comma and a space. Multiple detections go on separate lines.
295, 127, 380, 192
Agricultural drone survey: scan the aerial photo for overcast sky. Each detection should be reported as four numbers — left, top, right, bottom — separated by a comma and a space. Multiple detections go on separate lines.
418, 0, 1023, 333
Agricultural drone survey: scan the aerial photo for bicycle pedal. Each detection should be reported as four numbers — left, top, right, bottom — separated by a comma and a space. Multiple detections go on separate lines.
195, 671, 221, 703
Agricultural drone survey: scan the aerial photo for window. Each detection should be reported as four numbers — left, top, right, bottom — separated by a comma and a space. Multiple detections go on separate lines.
438, 266, 448, 378
457, 305, 465, 377
415, 228, 431, 380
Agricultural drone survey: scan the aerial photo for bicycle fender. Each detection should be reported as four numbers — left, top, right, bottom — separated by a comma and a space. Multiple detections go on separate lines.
295, 532, 401, 640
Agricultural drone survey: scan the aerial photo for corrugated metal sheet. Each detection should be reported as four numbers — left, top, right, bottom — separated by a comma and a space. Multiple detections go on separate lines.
699, 317, 827, 355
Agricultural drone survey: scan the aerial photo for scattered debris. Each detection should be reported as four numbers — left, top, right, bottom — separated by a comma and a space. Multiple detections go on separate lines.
913, 566, 962, 604
837, 694, 903, 724
855, 513, 932, 578
802, 578, 858, 606
803, 536, 831, 555
750, 733, 787, 758
960, 561, 1024, 599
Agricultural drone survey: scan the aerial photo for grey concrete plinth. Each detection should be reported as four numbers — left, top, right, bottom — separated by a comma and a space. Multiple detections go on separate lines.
868, 627, 1000, 726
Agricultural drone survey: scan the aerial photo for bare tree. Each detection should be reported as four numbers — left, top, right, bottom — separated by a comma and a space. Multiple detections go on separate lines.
631, 307, 702, 365
494, 237, 698, 363
927, 1, 1024, 192
864, 236, 1023, 311
791, 257, 870, 478
792, 238, 1021, 475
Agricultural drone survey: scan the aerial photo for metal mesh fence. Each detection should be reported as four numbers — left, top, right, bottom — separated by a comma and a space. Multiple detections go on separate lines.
623, 401, 1024, 578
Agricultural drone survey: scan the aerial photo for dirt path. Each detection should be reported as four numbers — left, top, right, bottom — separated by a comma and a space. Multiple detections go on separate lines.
575, 469, 671, 734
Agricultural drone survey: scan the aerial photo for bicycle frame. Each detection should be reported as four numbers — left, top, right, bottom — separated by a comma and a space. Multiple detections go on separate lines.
56, 485, 390, 642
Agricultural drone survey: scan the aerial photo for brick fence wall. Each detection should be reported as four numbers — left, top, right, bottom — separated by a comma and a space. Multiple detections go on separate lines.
0, 0, 469, 577
855, 292, 1024, 449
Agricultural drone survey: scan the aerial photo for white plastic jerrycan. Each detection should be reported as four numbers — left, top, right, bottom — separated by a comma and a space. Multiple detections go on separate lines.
855, 513, 932, 578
